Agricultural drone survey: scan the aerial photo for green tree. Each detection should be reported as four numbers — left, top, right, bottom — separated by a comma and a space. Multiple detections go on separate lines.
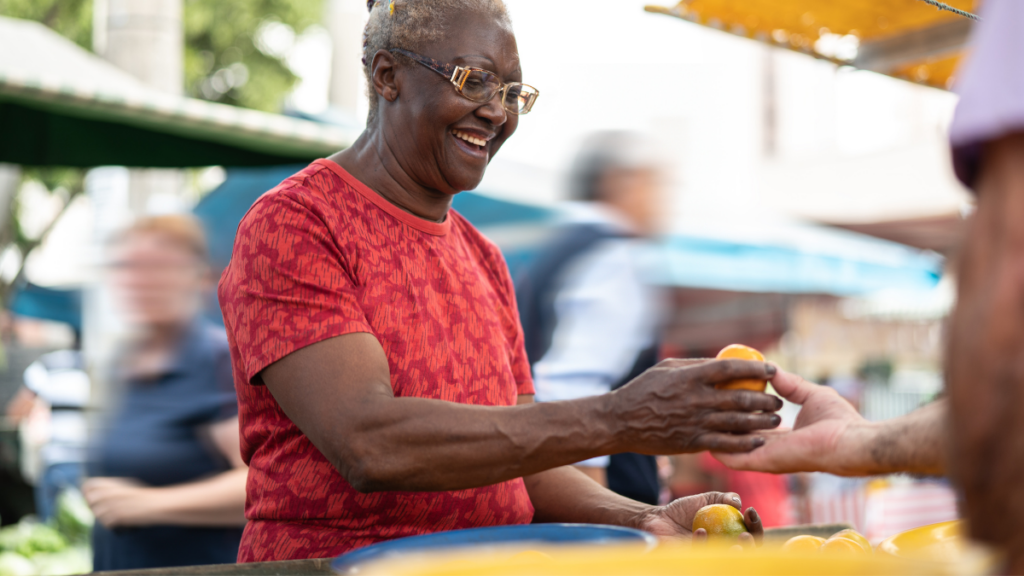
0, 0, 324, 112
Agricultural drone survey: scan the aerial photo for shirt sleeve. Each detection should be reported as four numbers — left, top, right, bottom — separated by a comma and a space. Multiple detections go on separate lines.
949, 0, 1024, 188
219, 188, 373, 385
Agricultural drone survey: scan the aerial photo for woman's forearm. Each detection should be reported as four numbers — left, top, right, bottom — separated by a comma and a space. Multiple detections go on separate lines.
321, 395, 620, 493
146, 467, 248, 526
263, 333, 779, 494
525, 466, 647, 527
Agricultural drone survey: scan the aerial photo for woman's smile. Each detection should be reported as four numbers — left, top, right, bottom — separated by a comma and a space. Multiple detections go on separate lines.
450, 127, 493, 160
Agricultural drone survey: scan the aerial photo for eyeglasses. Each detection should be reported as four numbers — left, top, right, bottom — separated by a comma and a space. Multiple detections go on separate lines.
390, 48, 539, 115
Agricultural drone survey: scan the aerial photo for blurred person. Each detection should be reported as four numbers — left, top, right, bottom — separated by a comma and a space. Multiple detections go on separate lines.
515, 131, 666, 504
4, 349, 90, 521
83, 215, 245, 570
218, 0, 778, 562
716, 3, 1024, 568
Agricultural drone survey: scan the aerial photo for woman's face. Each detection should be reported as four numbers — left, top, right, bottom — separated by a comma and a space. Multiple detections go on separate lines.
383, 11, 521, 194
108, 232, 209, 328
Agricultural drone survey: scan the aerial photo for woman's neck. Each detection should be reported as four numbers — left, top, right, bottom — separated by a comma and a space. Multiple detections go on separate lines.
329, 130, 453, 223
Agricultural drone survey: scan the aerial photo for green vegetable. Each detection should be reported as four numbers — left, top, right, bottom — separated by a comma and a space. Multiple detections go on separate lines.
31, 547, 90, 576
0, 523, 67, 557
0, 551, 36, 576
54, 491, 93, 544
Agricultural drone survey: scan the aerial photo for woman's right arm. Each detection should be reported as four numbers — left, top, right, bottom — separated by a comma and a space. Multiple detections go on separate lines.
260, 332, 780, 493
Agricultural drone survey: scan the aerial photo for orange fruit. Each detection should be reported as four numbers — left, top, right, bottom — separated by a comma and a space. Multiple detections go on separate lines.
781, 535, 826, 552
715, 344, 767, 392
691, 504, 748, 539
831, 529, 872, 553
821, 536, 869, 555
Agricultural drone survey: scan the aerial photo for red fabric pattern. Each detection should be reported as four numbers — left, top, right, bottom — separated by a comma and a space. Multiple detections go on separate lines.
218, 159, 536, 562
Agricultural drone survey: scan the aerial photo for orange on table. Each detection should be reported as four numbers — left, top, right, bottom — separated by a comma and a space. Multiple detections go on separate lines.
715, 344, 768, 392
691, 504, 748, 539
821, 536, 870, 555
831, 529, 872, 553
781, 535, 826, 552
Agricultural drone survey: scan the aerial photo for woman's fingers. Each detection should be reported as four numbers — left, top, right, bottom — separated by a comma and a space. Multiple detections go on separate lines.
680, 359, 776, 387
744, 507, 764, 544
695, 433, 767, 453
702, 411, 781, 433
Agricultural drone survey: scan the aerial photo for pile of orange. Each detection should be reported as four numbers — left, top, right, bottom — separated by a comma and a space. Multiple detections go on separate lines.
782, 529, 872, 555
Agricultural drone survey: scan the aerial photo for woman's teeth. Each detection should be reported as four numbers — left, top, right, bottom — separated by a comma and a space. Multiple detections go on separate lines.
453, 130, 487, 147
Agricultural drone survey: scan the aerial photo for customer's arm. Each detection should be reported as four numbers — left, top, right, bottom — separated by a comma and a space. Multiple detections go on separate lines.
714, 370, 946, 476
946, 132, 1024, 559
260, 333, 781, 494
83, 417, 247, 528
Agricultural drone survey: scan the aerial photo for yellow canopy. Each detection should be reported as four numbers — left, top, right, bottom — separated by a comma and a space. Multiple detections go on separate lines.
645, 0, 977, 89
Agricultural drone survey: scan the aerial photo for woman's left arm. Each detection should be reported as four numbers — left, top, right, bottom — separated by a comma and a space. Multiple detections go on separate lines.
517, 396, 762, 542
83, 417, 248, 528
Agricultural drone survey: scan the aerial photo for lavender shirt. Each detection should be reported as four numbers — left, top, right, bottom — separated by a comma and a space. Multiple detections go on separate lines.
949, 0, 1024, 188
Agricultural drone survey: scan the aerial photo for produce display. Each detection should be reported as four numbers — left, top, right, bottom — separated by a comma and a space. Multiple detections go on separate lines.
781, 529, 873, 555
714, 345, 768, 392
0, 490, 93, 576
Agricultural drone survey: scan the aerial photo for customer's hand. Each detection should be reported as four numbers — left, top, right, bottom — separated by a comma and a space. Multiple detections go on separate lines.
633, 491, 761, 547
712, 369, 868, 475
610, 358, 782, 455
82, 477, 155, 528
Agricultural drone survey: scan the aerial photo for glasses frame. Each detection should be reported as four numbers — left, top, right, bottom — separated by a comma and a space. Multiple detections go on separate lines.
389, 48, 539, 115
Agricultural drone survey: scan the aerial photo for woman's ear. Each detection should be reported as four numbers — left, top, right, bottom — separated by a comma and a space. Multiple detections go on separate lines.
370, 49, 400, 104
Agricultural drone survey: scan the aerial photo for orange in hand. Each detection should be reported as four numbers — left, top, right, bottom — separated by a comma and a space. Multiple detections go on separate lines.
715, 344, 767, 392
691, 504, 748, 540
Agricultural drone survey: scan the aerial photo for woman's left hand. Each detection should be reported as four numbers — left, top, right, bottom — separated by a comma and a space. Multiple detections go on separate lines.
82, 477, 158, 528
633, 491, 762, 547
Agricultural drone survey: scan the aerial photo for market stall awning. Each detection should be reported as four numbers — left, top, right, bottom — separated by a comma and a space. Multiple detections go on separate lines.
644, 0, 977, 90
0, 16, 354, 168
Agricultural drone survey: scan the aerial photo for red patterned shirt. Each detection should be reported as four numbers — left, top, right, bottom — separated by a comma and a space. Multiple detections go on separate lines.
218, 159, 536, 562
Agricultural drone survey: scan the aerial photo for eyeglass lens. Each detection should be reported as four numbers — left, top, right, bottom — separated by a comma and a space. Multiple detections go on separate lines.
459, 70, 537, 114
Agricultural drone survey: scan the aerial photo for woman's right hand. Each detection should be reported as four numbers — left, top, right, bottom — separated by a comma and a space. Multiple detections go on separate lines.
608, 358, 782, 454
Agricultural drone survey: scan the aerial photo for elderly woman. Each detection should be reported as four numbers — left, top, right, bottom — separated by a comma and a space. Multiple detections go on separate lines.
219, 0, 782, 562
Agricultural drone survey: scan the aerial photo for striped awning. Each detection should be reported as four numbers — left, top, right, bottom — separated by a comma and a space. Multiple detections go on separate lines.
644, 0, 977, 90
0, 16, 354, 168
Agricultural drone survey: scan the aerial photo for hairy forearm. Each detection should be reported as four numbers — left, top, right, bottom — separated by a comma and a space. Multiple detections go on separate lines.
321, 396, 620, 493
525, 466, 647, 527
146, 467, 248, 526
840, 400, 946, 477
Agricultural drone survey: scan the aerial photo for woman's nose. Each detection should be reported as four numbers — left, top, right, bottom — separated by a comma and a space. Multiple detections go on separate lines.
476, 90, 507, 126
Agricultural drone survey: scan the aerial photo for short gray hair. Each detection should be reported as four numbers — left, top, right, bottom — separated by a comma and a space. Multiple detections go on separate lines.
361, 0, 512, 122
568, 131, 661, 202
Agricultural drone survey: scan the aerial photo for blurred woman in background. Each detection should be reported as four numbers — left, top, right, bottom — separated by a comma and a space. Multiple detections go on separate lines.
83, 215, 245, 570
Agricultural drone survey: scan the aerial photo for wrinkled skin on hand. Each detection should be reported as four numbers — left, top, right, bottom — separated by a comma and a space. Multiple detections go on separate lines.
633, 491, 762, 547
610, 358, 783, 455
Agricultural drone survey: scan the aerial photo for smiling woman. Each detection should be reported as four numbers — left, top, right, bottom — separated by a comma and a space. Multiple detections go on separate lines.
217, 0, 781, 564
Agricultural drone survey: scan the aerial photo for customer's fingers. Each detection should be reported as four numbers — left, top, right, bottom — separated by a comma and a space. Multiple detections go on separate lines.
766, 369, 819, 405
